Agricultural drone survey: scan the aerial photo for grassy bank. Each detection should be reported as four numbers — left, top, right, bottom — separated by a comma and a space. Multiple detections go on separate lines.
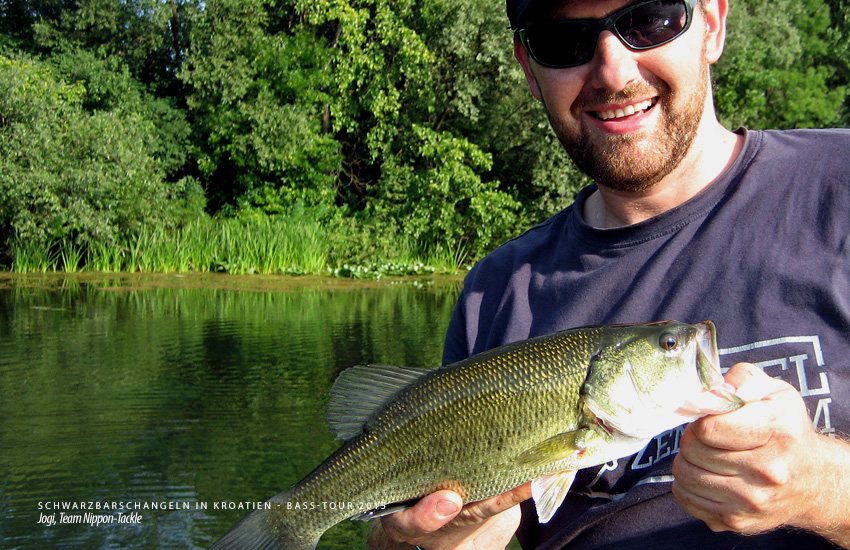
8, 214, 470, 278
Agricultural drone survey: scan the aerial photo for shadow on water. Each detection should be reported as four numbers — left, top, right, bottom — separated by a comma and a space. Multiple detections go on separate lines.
0, 273, 462, 549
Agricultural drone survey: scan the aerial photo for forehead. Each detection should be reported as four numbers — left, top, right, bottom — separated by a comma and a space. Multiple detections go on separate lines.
524, 0, 639, 24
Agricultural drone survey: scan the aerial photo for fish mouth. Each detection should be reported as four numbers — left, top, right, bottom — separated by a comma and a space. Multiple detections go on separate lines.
695, 321, 743, 409
695, 321, 720, 385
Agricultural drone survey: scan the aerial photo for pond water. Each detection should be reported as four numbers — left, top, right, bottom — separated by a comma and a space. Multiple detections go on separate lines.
0, 273, 462, 549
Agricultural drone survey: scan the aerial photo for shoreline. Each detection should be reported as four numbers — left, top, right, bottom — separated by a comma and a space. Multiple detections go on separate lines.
0, 271, 465, 292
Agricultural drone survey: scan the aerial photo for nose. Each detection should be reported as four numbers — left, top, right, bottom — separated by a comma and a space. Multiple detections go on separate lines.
587, 30, 642, 91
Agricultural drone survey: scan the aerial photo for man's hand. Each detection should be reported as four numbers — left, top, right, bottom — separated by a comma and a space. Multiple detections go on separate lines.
367, 483, 531, 550
672, 362, 850, 548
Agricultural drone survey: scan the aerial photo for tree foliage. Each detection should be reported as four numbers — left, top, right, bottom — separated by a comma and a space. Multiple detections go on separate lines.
714, 0, 846, 128
183, 0, 341, 213
182, 0, 523, 256
0, 51, 197, 248
1, 0, 849, 265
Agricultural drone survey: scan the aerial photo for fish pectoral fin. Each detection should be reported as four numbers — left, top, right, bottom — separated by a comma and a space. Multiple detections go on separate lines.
515, 428, 593, 470
532, 470, 577, 524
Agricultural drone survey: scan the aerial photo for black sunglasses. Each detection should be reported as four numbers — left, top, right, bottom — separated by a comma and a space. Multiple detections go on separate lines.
517, 0, 698, 68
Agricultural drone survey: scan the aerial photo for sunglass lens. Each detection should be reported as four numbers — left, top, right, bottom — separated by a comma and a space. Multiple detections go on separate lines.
616, 0, 688, 48
528, 23, 597, 67
522, 0, 691, 68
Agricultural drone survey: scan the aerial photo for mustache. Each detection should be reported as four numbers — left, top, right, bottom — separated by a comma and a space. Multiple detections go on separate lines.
572, 81, 668, 112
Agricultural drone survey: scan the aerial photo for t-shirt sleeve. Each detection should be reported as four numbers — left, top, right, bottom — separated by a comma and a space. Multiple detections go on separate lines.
441, 297, 470, 365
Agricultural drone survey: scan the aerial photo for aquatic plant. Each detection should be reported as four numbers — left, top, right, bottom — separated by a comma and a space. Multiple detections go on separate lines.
6, 212, 466, 278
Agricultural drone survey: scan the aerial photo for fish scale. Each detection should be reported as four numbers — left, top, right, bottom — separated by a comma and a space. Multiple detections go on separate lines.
210, 321, 742, 550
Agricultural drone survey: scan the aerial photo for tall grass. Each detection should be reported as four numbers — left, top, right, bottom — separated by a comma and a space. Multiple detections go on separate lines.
8, 213, 466, 277
10, 237, 57, 274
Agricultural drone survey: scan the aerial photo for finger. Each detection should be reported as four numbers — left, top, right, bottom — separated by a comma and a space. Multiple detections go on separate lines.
723, 363, 789, 403
454, 483, 532, 526
671, 475, 729, 532
673, 453, 783, 535
687, 403, 775, 451
689, 386, 802, 452
380, 490, 463, 542
678, 424, 741, 475
671, 469, 722, 509
673, 444, 733, 499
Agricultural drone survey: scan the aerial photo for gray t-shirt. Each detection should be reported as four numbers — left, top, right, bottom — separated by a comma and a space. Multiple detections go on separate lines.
443, 128, 850, 549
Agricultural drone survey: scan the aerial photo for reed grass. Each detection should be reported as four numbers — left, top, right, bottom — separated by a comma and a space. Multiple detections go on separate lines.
10, 237, 57, 273
8, 213, 466, 277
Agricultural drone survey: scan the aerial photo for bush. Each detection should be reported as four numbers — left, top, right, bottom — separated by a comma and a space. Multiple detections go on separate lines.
0, 51, 194, 258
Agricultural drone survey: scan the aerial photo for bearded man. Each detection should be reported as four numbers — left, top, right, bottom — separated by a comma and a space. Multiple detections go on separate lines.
369, 0, 850, 548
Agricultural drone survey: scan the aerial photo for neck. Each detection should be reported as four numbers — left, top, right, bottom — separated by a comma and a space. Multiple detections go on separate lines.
582, 116, 744, 229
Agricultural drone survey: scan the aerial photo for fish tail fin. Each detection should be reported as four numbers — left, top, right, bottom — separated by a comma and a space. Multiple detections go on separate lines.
209, 506, 317, 550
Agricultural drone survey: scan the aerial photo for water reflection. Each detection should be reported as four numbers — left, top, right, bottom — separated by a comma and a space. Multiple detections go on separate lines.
0, 274, 460, 549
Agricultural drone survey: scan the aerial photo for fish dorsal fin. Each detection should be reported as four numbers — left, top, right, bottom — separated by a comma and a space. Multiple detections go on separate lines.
325, 364, 432, 440
532, 470, 577, 524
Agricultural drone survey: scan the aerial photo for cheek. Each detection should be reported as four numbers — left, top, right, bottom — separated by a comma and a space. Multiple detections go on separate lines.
533, 68, 587, 116
657, 25, 712, 93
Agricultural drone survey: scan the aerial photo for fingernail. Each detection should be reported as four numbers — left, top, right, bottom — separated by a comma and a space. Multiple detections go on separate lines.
721, 381, 738, 393
435, 499, 459, 517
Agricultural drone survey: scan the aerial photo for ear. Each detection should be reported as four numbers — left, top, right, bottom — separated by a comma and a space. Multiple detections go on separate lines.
701, 0, 729, 64
514, 35, 544, 102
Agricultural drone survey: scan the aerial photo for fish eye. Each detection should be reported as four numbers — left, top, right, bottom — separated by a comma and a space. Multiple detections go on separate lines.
659, 333, 678, 351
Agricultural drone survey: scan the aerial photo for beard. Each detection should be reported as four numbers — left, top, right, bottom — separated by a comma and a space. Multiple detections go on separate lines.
545, 57, 710, 193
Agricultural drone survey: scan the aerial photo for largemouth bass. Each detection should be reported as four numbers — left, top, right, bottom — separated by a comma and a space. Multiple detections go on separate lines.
209, 321, 742, 550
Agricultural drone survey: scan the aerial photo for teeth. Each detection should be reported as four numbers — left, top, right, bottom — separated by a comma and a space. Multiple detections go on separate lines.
596, 99, 654, 121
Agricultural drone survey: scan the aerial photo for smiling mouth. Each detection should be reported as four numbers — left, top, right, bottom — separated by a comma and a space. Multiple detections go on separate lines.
594, 98, 656, 121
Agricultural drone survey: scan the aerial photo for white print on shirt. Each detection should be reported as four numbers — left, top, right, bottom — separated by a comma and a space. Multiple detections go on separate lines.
719, 335, 834, 435
631, 425, 686, 471
582, 334, 835, 499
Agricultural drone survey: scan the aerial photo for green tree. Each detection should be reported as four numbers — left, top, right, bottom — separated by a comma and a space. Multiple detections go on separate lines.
5, 0, 848, 268
48, 48, 191, 176
0, 51, 195, 255
298, 0, 523, 255
184, 0, 523, 256
825, 0, 850, 123
397, 0, 588, 224
714, 0, 846, 129
183, 0, 340, 213
30, 0, 196, 95
0, 0, 71, 50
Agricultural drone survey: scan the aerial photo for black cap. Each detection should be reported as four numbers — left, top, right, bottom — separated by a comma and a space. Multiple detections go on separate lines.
507, 0, 540, 28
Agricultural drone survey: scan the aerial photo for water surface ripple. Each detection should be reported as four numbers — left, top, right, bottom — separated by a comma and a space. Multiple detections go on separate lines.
0, 274, 460, 549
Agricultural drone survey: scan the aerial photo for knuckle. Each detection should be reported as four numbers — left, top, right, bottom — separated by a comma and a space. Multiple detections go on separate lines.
691, 416, 721, 444
735, 488, 773, 519
760, 461, 791, 486
458, 501, 491, 523
677, 428, 696, 455
718, 512, 749, 533
670, 454, 689, 479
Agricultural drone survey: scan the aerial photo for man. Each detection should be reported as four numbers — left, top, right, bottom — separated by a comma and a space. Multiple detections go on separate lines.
369, 0, 850, 548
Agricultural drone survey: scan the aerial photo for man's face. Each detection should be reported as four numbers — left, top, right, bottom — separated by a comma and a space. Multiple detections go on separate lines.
516, 0, 721, 192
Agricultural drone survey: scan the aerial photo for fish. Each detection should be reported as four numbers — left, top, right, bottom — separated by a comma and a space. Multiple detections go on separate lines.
209, 320, 742, 550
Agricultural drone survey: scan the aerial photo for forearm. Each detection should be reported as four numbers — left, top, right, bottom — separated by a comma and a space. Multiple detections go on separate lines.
792, 434, 850, 548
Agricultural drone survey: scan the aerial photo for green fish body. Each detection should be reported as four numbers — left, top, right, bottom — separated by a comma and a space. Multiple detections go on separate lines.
210, 321, 741, 550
